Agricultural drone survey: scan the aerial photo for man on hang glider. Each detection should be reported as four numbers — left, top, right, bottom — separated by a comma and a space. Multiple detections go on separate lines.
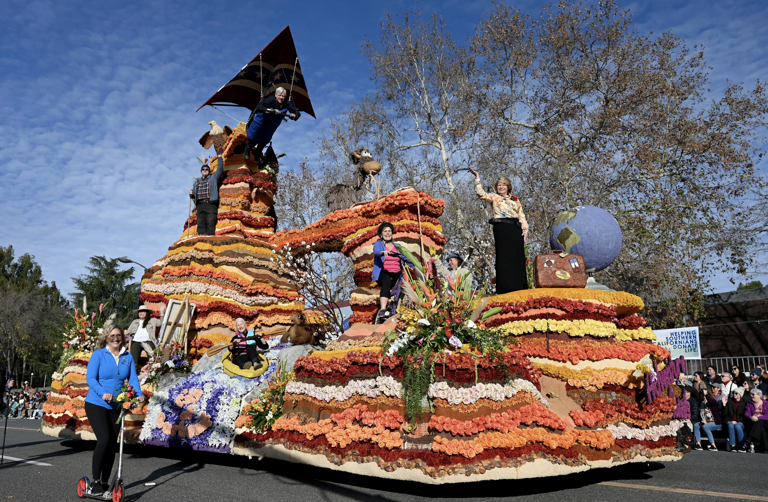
243, 87, 300, 161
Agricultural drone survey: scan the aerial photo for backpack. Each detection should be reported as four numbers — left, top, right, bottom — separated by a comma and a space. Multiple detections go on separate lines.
676, 423, 695, 450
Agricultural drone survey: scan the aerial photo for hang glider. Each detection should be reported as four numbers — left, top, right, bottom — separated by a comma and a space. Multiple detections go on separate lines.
198, 26, 315, 118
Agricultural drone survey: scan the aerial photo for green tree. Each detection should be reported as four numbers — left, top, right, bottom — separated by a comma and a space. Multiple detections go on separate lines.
70, 256, 140, 328
0, 246, 68, 386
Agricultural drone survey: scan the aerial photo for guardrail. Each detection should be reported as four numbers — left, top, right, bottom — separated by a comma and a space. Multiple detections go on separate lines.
686, 355, 768, 374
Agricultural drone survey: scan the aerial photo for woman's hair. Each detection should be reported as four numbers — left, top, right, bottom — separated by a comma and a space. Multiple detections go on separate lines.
694, 371, 705, 380
95, 324, 126, 350
235, 317, 247, 333
751, 388, 763, 398
377, 222, 394, 239
494, 176, 513, 195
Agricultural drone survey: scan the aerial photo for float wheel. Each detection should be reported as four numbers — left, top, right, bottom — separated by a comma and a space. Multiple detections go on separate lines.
76, 478, 87, 498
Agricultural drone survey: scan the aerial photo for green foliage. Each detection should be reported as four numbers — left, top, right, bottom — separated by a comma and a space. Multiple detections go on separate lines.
381, 262, 509, 424
0, 245, 68, 385
737, 281, 763, 291
71, 256, 140, 328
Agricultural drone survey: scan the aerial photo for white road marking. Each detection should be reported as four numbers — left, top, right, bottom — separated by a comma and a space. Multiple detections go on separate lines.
0, 456, 52, 467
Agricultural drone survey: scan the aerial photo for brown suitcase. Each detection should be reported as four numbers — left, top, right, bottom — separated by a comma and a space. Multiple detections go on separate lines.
534, 253, 587, 288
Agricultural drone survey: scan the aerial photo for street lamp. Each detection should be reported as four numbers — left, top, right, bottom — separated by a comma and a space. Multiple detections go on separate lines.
30, 372, 34, 388
117, 256, 148, 270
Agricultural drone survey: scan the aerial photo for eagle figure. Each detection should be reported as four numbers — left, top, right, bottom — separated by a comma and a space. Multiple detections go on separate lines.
199, 121, 233, 155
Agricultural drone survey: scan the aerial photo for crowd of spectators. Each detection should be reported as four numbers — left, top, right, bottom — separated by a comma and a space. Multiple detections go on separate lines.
4, 380, 48, 420
679, 364, 768, 453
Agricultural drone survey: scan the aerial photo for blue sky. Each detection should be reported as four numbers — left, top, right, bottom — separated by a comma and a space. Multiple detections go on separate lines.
1, 0, 766, 297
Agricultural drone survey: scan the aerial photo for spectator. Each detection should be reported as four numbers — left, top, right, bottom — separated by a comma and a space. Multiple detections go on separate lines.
731, 365, 747, 386
722, 387, 747, 452
706, 366, 722, 386
31, 399, 43, 419
721, 372, 737, 398
694, 386, 723, 450
750, 368, 768, 396
677, 373, 693, 387
693, 371, 710, 396
745, 388, 768, 453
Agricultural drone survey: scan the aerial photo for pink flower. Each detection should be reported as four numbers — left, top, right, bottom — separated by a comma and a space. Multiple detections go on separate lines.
99, 303, 104, 313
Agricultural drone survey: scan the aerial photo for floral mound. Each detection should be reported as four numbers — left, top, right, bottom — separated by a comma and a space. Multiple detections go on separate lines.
42, 352, 153, 440
183, 122, 279, 239
229, 288, 688, 484
272, 188, 447, 325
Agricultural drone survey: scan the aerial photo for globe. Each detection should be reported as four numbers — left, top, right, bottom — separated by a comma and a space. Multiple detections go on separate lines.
549, 205, 622, 272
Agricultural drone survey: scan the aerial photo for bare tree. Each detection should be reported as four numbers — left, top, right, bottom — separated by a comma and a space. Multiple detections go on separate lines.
472, 1, 768, 325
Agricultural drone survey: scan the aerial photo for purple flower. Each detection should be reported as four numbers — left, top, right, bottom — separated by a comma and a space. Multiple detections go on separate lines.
449, 336, 462, 349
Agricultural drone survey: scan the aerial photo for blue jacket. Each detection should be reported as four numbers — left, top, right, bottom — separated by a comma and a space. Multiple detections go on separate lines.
85, 348, 144, 410
246, 95, 300, 145
190, 155, 224, 203
372, 240, 413, 282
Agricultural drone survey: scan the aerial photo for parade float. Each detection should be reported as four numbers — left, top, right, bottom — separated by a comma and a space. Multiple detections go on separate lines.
43, 129, 689, 481
43, 26, 690, 485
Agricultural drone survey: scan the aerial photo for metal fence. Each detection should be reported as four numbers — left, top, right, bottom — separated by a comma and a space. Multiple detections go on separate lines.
686, 355, 768, 375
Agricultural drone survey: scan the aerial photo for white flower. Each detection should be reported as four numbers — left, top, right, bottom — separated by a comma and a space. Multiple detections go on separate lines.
465, 320, 477, 329
416, 318, 431, 326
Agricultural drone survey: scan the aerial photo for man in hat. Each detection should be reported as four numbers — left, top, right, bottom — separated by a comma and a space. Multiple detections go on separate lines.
189, 153, 224, 236
434, 251, 473, 293
244, 87, 300, 162
127, 305, 162, 368
750, 368, 768, 396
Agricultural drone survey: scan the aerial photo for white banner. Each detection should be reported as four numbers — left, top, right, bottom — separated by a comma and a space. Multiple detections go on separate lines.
653, 326, 701, 360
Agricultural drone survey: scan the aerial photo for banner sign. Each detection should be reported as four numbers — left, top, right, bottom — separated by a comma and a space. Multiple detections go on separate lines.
653, 326, 701, 360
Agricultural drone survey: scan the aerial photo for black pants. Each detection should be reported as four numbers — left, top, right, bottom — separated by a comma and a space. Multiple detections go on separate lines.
491, 218, 528, 294
196, 202, 218, 236
245, 139, 266, 160
377, 270, 400, 299
85, 402, 121, 484
231, 345, 262, 369
129, 340, 156, 366
748, 419, 768, 449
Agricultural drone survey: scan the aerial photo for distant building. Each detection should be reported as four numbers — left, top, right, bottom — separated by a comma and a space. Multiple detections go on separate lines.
699, 286, 768, 357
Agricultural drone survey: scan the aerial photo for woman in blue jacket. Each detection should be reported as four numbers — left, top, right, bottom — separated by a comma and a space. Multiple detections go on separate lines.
372, 222, 413, 324
85, 325, 144, 497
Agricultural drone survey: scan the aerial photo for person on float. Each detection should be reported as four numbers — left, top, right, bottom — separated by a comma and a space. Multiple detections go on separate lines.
84, 325, 143, 497
372, 222, 413, 324
434, 251, 474, 293
189, 153, 224, 236
229, 318, 268, 370
745, 388, 768, 453
468, 167, 529, 294
126, 305, 161, 368
243, 87, 300, 162
722, 386, 747, 452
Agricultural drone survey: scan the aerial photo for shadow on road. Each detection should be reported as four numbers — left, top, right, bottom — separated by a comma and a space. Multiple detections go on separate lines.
57, 439, 666, 499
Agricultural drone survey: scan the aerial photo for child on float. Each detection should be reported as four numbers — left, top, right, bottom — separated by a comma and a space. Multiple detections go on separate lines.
372, 222, 413, 324
229, 318, 268, 370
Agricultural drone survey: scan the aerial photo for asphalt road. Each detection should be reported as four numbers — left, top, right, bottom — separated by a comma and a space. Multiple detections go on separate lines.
1, 418, 767, 502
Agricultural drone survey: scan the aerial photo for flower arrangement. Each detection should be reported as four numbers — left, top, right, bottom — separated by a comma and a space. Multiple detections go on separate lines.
239, 359, 295, 432
139, 342, 192, 387
59, 302, 114, 369
114, 382, 141, 423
